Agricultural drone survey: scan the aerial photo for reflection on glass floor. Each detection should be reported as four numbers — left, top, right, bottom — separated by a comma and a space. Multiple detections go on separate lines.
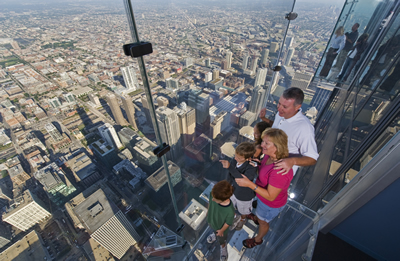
181, 198, 318, 261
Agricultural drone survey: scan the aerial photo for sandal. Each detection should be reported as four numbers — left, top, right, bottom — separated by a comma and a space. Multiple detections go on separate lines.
207, 233, 216, 243
243, 237, 263, 248
246, 213, 259, 225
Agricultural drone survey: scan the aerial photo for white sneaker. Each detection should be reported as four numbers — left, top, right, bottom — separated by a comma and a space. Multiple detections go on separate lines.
220, 245, 228, 261
207, 233, 216, 244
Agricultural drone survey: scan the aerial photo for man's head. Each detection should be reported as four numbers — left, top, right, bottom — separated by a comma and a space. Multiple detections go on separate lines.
352, 23, 360, 32
278, 87, 303, 119
211, 180, 234, 203
235, 142, 256, 164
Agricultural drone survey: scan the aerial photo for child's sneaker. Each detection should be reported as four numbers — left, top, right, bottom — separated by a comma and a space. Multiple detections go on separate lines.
207, 233, 216, 243
220, 245, 228, 261
230, 214, 241, 230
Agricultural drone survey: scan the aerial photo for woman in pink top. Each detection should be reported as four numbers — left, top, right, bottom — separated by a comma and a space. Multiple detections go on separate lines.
236, 128, 293, 248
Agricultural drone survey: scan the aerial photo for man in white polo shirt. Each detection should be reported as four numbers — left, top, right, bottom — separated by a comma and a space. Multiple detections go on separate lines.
259, 87, 318, 174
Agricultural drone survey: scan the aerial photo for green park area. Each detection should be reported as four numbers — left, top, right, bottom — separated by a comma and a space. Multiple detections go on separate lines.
41, 41, 76, 49
0, 56, 25, 68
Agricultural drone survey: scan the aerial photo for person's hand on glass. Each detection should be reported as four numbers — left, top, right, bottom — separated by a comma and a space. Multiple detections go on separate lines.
235, 174, 254, 188
273, 158, 294, 175
219, 160, 230, 169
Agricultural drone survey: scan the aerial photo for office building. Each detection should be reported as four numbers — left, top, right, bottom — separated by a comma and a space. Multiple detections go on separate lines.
88, 93, 101, 106
106, 93, 129, 126
239, 111, 256, 127
291, 71, 313, 90
237, 125, 255, 144
156, 106, 181, 160
261, 48, 269, 65
2, 190, 51, 231
204, 71, 212, 83
48, 97, 61, 108
73, 189, 140, 259
90, 139, 121, 169
226, 51, 232, 69
309, 85, 334, 113
98, 123, 123, 150
117, 127, 160, 173
141, 95, 153, 124
212, 69, 219, 80
285, 47, 295, 66
34, 163, 77, 206
45, 123, 63, 142
254, 67, 268, 87
145, 161, 182, 207
121, 94, 138, 129
184, 57, 193, 67
66, 152, 101, 187
173, 103, 196, 147
285, 36, 294, 49
210, 111, 226, 139
121, 65, 139, 90
270, 42, 279, 53
166, 77, 179, 91
250, 56, 259, 74
205, 58, 211, 67
157, 96, 169, 107
184, 133, 212, 167
63, 92, 76, 103
249, 85, 267, 116
0, 231, 49, 260
179, 198, 207, 229
242, 53, 250, 70
188, 90, 211, 136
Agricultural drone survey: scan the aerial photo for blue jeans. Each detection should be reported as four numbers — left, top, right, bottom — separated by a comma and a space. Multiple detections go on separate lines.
338, 57, 354, 80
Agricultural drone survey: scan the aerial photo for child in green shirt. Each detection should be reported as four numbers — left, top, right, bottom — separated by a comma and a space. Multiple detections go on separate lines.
206, 180, 235, 261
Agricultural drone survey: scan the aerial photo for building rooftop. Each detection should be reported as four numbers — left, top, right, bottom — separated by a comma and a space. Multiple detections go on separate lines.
239, 126, 255, 141
145, 161, 180, 192
179, 199, 207, 231
3, 190, 36, 219
91, 139, 114, 155
73, 189, 120, 234
69, 153, 97, 180
0, 230, 48, 261
33, 163, 64, 191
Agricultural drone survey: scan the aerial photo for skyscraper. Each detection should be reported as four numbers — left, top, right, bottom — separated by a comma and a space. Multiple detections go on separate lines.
88, 93, 101, 106
226, 51, 232, 69
73, 189, 140, 259
106, 93, 129, 126
261, 48, 269, 65
254, 68, 268, 87
98, 123, 123, 150
285, 36, 294, 49
141, 95, 153, 124
212, 69, 219, 80
188, 90, 211, 137
242, 53, 250, 70
121, 65, 139, 90
251, 56, 259, 74
121, 94, 138, 129
156, 106, 182, 160
249, 85, 267, 116
285, 47, 295, 66
166, 77, 179, 90
205, 58, 211, 67
173, 103, 196, 147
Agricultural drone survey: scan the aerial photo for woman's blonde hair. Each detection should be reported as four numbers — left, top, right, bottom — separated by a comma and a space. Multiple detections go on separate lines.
261, 128, 289, 160
335, 26, 344, 36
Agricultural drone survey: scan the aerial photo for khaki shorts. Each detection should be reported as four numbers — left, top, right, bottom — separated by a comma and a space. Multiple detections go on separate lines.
230, 194, 253, 215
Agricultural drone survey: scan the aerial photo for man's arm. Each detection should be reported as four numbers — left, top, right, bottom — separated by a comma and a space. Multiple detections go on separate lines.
274, 156, 317, 175
259, 108, 274, 126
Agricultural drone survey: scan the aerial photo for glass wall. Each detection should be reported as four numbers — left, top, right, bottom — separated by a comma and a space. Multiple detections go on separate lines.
290, 1, 400, 213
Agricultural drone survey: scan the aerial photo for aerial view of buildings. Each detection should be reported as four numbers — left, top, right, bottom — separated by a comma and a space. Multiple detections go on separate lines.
0, 0, 399, 260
